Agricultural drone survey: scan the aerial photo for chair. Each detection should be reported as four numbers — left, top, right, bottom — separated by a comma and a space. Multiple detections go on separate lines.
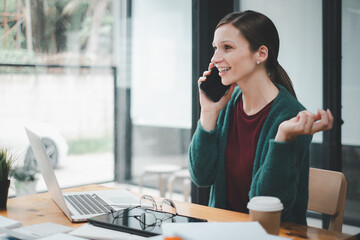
139, 164, 181, 197
167, 168, 191, 202
308, 167, 347, 232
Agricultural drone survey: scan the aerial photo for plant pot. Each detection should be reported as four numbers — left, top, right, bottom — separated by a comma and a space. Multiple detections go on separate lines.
0, 179, 10, 209
14, 180, 38, 197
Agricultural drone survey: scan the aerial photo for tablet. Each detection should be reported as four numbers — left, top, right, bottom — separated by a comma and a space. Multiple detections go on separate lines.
88, 207, 207, 237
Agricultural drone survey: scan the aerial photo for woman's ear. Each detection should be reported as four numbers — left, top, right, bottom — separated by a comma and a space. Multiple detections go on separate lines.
256, 45, 268, 64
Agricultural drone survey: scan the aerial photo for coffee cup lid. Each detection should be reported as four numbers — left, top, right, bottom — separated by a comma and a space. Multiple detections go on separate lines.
247, 196, 283, 212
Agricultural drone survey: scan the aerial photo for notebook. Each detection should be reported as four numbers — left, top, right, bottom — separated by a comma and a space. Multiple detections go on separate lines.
25, 127, 140, 223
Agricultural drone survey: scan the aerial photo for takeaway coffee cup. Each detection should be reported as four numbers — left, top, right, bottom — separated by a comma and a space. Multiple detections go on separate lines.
247, 196, 283, 235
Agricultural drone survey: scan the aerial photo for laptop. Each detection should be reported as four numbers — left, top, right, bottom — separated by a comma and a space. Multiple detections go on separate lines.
25, 127, 140, 223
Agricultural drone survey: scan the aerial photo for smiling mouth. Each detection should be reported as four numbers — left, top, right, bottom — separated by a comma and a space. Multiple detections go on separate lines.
217, 67, 231, 73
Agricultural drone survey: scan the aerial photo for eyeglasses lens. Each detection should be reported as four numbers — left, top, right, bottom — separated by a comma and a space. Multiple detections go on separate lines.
138, 212, 157, 230
140, 195, 157, 210
161, 199, 177, 215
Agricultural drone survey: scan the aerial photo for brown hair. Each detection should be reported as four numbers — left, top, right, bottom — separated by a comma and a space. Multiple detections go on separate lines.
216, 10, 297, 98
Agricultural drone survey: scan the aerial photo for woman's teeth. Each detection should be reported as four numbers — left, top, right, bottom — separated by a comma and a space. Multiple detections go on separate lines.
218, 67, 231, 72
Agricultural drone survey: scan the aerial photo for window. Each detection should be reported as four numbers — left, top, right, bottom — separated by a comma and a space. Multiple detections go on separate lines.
128, 0, 192, 188
1, 0, 115, 194
341, 0, 360, 226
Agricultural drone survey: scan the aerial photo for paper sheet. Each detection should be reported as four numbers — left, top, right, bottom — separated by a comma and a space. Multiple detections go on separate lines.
69, 223, 148, 240
161, 221, 291, 240
0, 222, 73, 240
38, 233, 87, 240
0, 216, 22, 229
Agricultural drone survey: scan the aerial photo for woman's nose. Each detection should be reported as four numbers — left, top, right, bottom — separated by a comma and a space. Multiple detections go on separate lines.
211, 51, 223, 64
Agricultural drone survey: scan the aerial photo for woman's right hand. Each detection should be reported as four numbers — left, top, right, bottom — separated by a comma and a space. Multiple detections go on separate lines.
198, 63, 235, 131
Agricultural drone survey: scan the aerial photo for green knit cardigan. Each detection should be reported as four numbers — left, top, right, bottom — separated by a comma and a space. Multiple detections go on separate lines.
189, 84, 312, 225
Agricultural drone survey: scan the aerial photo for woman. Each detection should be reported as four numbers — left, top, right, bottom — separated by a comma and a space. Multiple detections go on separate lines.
188, 10, 333, 225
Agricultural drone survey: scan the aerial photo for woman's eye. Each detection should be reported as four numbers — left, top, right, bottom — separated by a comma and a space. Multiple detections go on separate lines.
224, 45, 232, 50
213, 46, 217, 52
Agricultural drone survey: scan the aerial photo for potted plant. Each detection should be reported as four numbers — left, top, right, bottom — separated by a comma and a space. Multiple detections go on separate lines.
12, 166, 38, 197
0, 146, 15, 209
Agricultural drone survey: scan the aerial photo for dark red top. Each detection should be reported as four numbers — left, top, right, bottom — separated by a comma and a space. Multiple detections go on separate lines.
225, 95, 273, 213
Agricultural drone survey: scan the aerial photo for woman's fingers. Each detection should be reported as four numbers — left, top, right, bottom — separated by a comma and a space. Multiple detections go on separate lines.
208, 62, 214, 71
198, 68, 211, 88
327, 109, 334, 129
302, 111, 315, 134
198, 63, 215, 86
203, 70, 211, 77
297, 112, 307, 131
313, 110, 322, 122
310, 109, 333, 133
296, 109, 334, 135
319, 109, 330, 129
197, 76, 206, 88
276, 109, 334, 142
198, 76, 206, 83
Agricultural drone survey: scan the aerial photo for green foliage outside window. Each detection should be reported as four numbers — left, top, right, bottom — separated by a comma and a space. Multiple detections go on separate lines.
0, 0, 113, 65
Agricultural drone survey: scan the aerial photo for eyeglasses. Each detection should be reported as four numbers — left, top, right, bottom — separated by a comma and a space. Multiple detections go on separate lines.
140, 194, 178, 215
110, 194, 178, 231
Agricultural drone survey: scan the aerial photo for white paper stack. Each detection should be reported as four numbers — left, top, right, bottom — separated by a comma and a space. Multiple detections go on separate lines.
0, 222, 74, 240
0, 215, 22, 229
161, 221, 291, 240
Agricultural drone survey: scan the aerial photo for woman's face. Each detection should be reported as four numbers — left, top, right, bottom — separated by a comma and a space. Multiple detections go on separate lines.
211, 23, 257, 86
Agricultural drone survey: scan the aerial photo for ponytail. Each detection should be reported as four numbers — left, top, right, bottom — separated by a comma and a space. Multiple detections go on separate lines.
269, 63, 297, 99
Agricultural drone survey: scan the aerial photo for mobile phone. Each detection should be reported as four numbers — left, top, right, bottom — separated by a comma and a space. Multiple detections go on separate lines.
199, 66, 230, 102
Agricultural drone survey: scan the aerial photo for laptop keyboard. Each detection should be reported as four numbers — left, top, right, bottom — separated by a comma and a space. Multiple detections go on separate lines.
64, 194, 113, 216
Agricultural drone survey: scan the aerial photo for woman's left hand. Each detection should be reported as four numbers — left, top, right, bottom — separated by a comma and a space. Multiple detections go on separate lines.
275, 109, 334, 142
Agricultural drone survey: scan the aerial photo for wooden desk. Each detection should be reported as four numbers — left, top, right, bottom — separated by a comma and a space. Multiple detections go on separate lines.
0, 184, 355, 240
